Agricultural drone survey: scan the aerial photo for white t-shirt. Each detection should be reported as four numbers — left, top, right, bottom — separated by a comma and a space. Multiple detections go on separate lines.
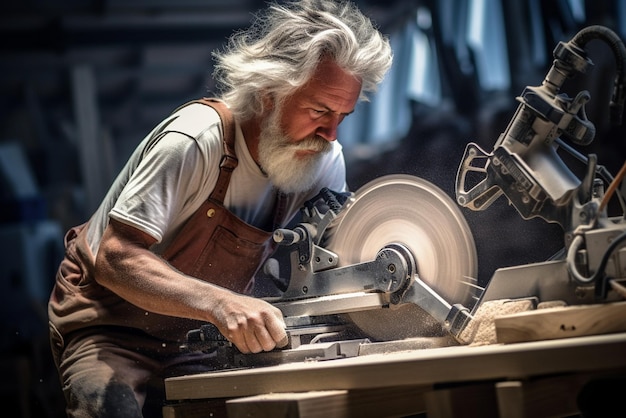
85, 102, 348, 257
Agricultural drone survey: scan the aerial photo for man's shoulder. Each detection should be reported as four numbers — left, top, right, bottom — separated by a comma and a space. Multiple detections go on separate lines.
165, 101, 223, 140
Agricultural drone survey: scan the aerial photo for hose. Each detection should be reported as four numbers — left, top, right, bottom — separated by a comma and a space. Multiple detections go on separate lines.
567, 229, 626, 298
570, 25, 626, 125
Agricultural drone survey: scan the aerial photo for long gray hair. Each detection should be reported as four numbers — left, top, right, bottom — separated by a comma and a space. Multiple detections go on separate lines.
212, 0, 393, 121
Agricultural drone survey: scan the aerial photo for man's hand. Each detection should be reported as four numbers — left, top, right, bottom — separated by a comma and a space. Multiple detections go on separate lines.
212, 293, 288, 354
96, 219, 287, 353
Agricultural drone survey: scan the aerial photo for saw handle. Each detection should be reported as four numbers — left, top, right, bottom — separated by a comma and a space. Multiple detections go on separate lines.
455, 142, 503, 211
273, 226, 306, 245
183, 323, 232, 351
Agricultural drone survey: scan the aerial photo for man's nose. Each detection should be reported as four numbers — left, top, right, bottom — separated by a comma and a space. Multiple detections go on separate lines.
316, 114, 341, 142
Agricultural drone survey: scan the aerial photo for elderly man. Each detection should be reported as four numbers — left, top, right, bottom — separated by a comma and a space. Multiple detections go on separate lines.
48, 0, 392, 416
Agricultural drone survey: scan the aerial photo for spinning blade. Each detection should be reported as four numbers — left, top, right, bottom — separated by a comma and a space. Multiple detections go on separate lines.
325, 175, 478, 340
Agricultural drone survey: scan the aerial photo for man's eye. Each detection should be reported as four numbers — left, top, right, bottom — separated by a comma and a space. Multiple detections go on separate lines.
311, 109, 325, 116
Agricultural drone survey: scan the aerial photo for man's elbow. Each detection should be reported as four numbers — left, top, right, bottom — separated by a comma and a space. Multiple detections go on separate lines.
93, 233, 126, 289
93, 220, 156, 288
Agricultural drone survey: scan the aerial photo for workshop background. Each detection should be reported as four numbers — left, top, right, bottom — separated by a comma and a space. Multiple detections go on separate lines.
1, 0, 625, 416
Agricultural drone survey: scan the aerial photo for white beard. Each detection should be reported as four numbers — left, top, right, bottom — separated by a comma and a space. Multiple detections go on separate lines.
257, 107, 332, 194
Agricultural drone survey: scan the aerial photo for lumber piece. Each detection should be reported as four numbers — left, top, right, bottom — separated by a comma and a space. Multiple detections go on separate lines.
226, 386, 428, 418
162, 399, 228, 418
495, 301, 626, 343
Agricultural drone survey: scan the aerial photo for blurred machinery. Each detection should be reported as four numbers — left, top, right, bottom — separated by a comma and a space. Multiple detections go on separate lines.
456, 25, 626, 305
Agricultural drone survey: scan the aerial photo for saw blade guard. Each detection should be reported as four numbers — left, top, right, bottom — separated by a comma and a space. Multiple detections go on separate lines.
324, 174, 478, 340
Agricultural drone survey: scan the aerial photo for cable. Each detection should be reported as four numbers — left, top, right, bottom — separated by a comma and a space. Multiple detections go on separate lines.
567, 234, 593, 283
567, 229, 626, 293
598, 160, 626, 213
571, 25, 626, 126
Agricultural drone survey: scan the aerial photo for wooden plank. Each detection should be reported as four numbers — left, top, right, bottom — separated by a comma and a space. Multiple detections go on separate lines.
494, 381, 524, 418
424, 382, 498, 418
495, 376, 578, 418
165, 333, 626, 401
162, 399, 228, 418
495, 301, 626, 344
494, 369, 626, 418
227, 391, 348, 418
226, 386, 428, 418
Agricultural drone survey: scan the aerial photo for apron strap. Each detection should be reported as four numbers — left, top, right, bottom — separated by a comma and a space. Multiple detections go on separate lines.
194, 98, 237, 204
187, 98, 287, 230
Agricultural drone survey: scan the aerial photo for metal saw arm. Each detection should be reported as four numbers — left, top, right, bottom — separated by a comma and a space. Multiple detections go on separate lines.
270, 229, 472, 339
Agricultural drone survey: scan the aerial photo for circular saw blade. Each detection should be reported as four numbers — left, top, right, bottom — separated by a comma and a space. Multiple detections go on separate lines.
325, 174, 478, 340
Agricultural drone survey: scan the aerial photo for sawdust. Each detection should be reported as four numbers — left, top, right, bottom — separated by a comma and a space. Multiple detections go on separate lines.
458, 299, 536, 346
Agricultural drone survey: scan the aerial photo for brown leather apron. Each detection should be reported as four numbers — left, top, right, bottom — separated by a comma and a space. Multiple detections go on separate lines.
48, 98, 278, 344
160, 98, 276, 294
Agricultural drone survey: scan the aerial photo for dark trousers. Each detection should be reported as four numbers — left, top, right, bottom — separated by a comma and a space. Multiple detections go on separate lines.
50, 324, 218, 418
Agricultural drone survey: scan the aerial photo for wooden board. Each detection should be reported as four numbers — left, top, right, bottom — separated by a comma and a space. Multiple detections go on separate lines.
226, 386, 427, 418
165, 333, 626, 401
495, 301, 626, 343
162, 399, 228, 418
494, 373, 595, 418
227, 391, 347, 418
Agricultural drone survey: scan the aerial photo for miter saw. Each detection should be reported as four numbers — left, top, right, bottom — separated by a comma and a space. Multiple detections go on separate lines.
185, 175, 480, 367
184, 25, 626, 368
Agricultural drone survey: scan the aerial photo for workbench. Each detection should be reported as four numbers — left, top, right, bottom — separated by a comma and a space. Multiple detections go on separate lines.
163, 331, 626, 417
